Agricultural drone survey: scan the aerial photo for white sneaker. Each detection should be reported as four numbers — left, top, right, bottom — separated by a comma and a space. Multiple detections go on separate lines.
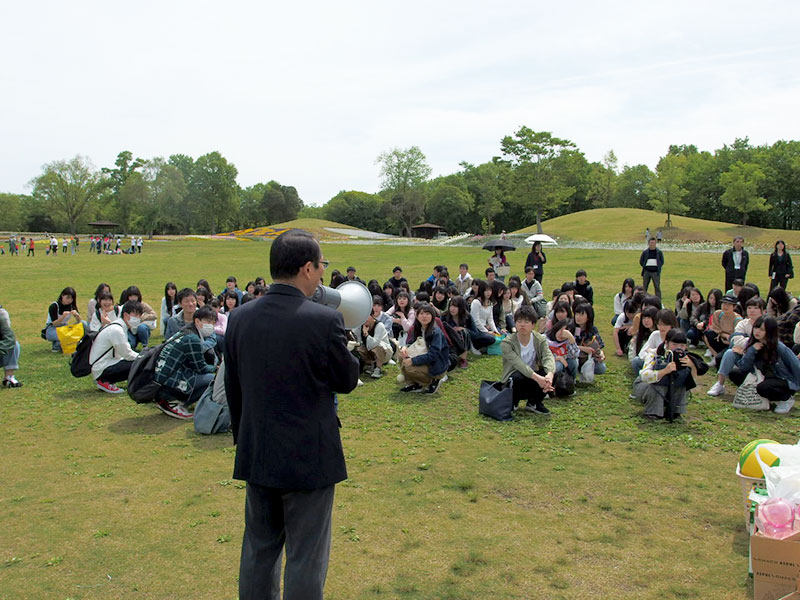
470, 347, 482, 356
704, 349, 712, 358
775, 398, 795, 414
387, 359, 396, 366
707, 381, 725, 396
357, 378, 364, 387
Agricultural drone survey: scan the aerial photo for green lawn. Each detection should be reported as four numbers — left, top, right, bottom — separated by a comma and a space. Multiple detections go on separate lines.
513, 208, 800, 248
0, 239, 793, 599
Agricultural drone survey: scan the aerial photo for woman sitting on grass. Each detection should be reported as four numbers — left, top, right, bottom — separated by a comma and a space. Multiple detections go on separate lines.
704, 295, 743, 361
574, 303, 606, 377
545, 300, 572, 334
766, 286, 797, 319
677, 287, 705, 346
729, 316, 800, 414
88, 282, 112, 317
547, 319, 579, 380
442, 296, 474, 369
44, 287, 88, 353
633, 328, 706, 420
612, 278, 636, 326
500, 305, 555, 414
431, 286, 449, 313
161, 282, 178, 336
119, 286, 157, 349
613, 300, 636, 357
387, 291, 416, 341
470, 280, 500, 341
398, 303, 449, 394
629, 307, 662, 374
88, 291, 120, 332
707, 297, 766, 396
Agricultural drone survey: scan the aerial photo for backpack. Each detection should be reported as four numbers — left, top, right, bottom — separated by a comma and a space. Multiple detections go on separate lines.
127, 343, 166, 403
69, 322, 123, 378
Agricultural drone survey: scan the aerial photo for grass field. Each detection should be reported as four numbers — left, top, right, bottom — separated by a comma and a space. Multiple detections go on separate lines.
1, 239, 795, 599
513, 208, 800, 248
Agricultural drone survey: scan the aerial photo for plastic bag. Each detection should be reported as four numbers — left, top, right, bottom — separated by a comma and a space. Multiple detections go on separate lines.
578, 357, 595, 384
756, 443, 800, 503
56, 322, 85, 355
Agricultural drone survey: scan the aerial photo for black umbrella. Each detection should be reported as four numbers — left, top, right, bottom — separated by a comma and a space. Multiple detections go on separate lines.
482, 239, 516, 251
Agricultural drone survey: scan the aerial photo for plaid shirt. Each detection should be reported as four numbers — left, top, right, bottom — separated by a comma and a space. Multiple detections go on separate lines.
155, 331, 215, 392
778, 306, 800, 348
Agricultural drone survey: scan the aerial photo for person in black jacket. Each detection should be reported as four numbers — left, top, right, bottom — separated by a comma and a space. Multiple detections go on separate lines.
225, 229, 359, 600
524, 241, 547, 284
639, 237, 665, 299
572, 270, 594, 305
721, 236, 749, 293
769, 240, 794, 291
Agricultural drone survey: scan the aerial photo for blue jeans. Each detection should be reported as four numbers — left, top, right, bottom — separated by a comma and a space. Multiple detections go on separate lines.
555, 357, 578, 378
2, 341, 20, 370
717, 349, 742, 378
631, 356, 644, 375
127, 324, 151, 350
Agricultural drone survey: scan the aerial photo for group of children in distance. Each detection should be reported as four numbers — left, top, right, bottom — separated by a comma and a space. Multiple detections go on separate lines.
16, 237, 800, 424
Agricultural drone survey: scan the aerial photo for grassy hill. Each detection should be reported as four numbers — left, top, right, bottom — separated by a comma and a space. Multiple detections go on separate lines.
512, 208, 800, 248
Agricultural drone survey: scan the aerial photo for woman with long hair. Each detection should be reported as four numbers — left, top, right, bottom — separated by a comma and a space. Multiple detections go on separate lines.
398, 303, 449, 394
386, 291, 416, 340
677, 287, 705, 346
524, 241, 546, 284
613, 278, 636, 326
630, 306, 659, 374
769, 240, 794, 291
161, 282, 179, 336
44, 287, 87, 353
442, 296, 473, 368
574, 303, 606, 378
730, 316, 800, 414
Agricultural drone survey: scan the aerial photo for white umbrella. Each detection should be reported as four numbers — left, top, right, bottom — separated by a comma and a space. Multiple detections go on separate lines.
524, 233, 558, 246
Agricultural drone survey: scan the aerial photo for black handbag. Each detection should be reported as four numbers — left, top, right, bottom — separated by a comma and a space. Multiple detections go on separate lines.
479, 380, 514, 421
553, 371, 575, 397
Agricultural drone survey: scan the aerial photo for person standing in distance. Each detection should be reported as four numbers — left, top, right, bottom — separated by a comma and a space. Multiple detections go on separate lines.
722, 236, 749, 293
639, 237, 665, 299
225, 229, 359, 600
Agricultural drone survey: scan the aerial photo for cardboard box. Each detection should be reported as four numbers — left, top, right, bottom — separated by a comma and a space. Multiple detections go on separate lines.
752, 532, 800, 600
778, 577, 800, 599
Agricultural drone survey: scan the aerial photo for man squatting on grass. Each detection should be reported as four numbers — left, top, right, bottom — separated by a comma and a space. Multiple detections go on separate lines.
225, 229, 359, 600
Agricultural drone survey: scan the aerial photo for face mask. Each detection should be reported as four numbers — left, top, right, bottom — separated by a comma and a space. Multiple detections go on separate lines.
127, 316, 141, 330
200, 323, 215, 337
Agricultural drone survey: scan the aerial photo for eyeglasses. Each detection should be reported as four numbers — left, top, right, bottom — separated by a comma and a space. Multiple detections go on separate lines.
319, 260, 329, 270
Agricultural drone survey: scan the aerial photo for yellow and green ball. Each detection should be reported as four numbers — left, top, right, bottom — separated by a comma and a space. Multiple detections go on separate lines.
739, 439, 780, 478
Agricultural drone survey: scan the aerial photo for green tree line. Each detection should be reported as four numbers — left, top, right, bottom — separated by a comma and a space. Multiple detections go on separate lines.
3, 131, 799, 235
320, 131, 800, 235
0, 151, 304, 236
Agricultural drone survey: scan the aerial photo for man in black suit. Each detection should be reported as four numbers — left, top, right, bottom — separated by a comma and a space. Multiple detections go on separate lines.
721, 236, 749, 293
225, 229, 359, 600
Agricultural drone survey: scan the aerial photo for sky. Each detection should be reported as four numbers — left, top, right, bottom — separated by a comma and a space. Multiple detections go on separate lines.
2, 1, 799, 206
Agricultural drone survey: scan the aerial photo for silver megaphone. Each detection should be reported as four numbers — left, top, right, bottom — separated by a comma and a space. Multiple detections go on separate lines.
311, 280, 372, 329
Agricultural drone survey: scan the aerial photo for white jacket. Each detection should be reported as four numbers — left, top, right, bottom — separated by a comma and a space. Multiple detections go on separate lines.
89, 317, 139, 380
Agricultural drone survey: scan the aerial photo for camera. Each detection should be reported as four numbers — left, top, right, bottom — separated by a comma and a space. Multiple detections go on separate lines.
669, 348, 687, 366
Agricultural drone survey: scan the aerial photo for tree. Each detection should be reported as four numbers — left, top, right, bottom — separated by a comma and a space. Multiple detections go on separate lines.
261, 181, 303, 225
30, 155, 106, 234
375, 146, 432, 236
191, 152, 240, 234
587, 150, 618, 208
138, 159, 187, 237
102, 151, 145, 234
460, 161, 507, 235
612, 164, 654, 209
499, 127, 577, 233
426, 183, 474, 234
645, 154, 688, 227
0, 194, 27, 231
117, 172, 148, 234
720, 161, 769, 226
323, 191, 387, 232
375, 146, 431, 196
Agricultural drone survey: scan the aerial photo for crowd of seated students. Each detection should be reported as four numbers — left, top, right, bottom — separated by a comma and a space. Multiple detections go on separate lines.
616, 273, 800, 417
37, 258, 800, 424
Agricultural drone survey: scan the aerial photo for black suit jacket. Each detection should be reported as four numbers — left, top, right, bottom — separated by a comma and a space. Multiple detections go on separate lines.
721, 248, 749, 276
225, 283, 359, 489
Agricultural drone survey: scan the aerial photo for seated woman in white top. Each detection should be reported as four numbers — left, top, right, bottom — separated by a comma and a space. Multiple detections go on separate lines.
385, 291, 416, 340
470, 279, 499, 335
88, 291, 120, 332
